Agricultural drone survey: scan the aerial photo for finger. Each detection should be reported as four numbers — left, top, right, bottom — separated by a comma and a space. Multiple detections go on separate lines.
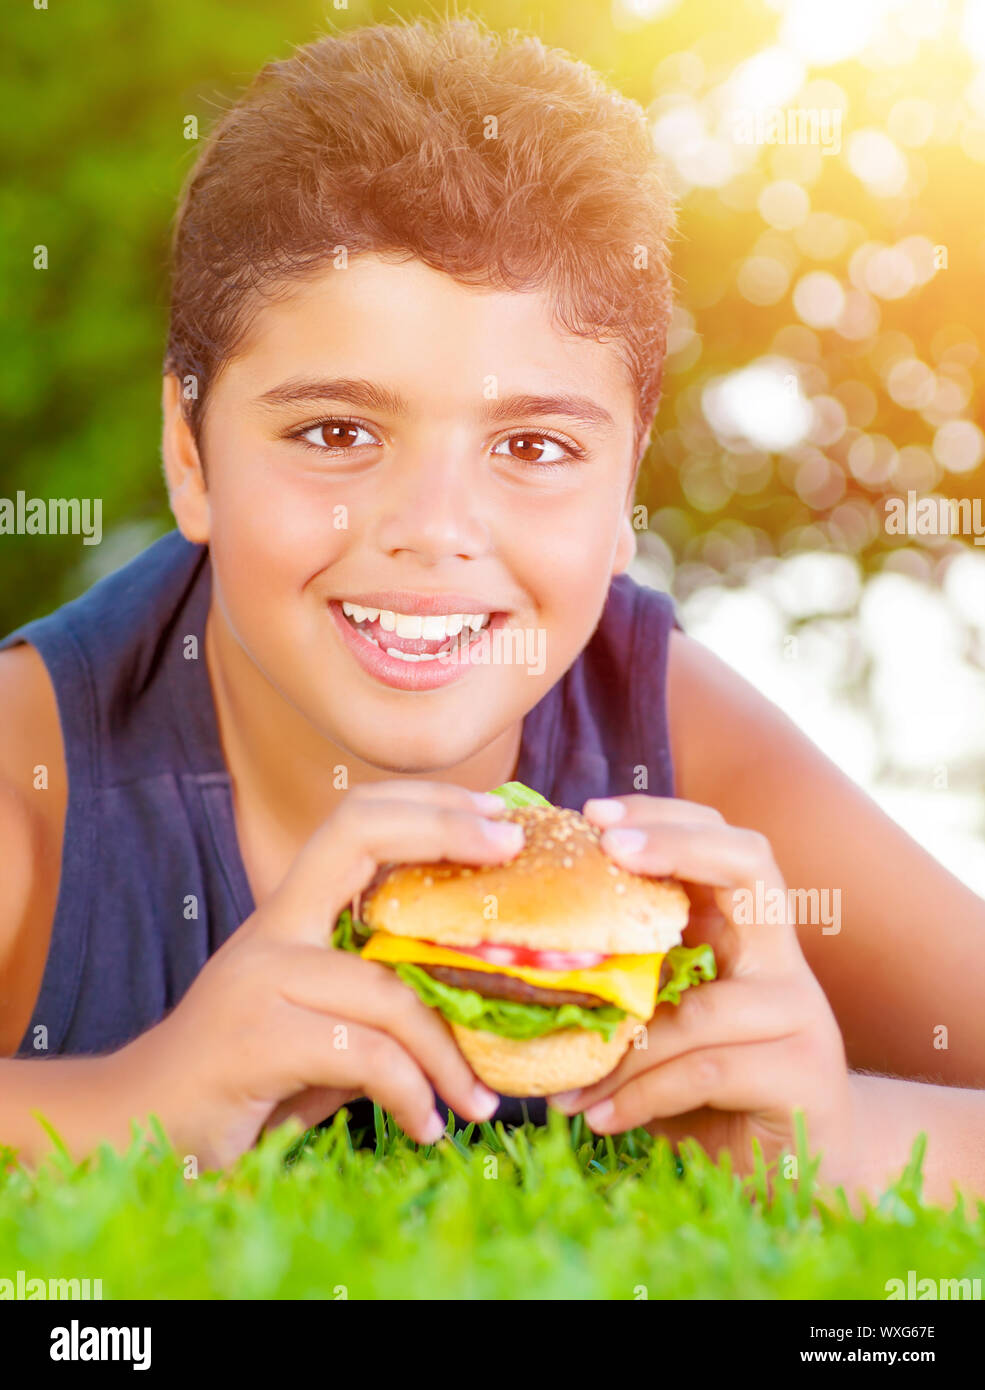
279, 1013, 451, 1145
583, 795, 725, 829
279, 947, 501, 1122
264, 1086, 361, 1134
578, 1038, 799, 1134
261, 795, 526, 944
643, 1107, 727, 1152
549, 978, 801, 1112
596, 821, 800, 970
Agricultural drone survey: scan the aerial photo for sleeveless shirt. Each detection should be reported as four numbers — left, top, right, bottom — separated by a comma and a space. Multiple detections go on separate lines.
0, 530, 679, 1130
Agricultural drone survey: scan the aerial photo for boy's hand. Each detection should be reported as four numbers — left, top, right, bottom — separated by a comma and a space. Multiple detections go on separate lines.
549, 796, 857, 1187
121, 782, 524, 1167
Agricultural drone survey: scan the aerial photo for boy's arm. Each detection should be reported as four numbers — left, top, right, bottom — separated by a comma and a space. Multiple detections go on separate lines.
0, 1051, 148, 1165
844, 1072, 985, 1207
668, 630, 985, 1087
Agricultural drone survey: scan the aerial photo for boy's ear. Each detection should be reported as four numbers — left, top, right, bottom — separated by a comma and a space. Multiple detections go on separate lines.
161, 374, 210, 544
612, 508, 637, 575
612, 451, 642, 575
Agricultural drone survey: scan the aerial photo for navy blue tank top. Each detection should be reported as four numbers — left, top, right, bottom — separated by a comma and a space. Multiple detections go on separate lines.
1, 530, 679, 1128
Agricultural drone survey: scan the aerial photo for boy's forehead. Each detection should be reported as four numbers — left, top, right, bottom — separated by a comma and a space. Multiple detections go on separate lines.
221, 253, 635, 418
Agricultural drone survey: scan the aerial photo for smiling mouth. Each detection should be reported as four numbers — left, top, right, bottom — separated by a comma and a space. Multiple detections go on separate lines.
335, 600, 497, 663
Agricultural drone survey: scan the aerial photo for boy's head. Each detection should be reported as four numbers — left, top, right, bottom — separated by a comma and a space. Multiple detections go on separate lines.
161, 17, 675, 775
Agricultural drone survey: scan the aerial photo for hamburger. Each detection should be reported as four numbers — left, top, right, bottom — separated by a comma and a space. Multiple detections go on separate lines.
332, 782, 715, 1098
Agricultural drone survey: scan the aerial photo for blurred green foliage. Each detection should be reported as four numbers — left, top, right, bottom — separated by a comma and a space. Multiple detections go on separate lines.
3, 0, 983, 630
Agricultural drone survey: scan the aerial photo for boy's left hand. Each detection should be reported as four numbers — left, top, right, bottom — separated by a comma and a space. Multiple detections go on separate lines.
548, 796, 858, 1187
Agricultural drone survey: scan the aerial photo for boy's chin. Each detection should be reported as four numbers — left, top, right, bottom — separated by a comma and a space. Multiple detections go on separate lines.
332, 726, 489, 778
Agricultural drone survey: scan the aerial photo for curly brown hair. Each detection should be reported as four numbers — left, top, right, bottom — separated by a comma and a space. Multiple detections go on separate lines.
164, 14, 676, 464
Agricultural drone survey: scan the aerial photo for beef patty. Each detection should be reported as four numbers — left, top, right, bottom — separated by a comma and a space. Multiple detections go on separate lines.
420, 954, 675, 1010
420, 964, 607, 1009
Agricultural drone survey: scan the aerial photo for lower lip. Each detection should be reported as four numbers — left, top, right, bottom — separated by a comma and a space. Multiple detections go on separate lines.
327, 602, 510, 692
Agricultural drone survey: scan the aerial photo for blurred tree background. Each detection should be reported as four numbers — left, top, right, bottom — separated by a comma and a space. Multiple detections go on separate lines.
3, 0, 983, 628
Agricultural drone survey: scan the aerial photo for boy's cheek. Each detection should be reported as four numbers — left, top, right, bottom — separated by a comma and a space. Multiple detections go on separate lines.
207, 465, 353, 587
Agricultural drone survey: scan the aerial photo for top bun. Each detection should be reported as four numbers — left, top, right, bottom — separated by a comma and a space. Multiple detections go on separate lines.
362, 804, 689, 954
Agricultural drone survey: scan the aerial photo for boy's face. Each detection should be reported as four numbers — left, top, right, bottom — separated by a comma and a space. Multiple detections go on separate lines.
166, 253, 640, 774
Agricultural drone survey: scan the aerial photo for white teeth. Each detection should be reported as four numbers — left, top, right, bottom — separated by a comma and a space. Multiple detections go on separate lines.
385, 648, 440, 663
342, 601, 381, 624
394, 613, 424, 639
341, 602, 492, 640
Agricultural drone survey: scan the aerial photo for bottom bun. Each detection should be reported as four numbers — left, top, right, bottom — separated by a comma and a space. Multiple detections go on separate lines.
450, 1016, 641, 1097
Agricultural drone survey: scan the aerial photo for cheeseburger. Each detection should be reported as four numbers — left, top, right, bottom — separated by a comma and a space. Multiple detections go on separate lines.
333, 783, 715, 1098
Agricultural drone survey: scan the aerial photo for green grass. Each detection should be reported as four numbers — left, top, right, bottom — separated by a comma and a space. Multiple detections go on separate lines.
1, 1108, 983, 1299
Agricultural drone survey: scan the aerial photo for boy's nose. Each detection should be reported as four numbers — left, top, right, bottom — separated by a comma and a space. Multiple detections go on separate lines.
374, 458, 490, 563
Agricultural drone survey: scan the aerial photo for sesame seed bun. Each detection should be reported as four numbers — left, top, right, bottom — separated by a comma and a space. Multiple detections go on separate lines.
362, 804, 690, 955
450, 1015, 642, 1096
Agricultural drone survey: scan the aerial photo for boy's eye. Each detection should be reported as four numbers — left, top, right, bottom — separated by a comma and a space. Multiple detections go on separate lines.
299, 419, 377, 450
491, 434, 571, 465
291, 419, 579, 468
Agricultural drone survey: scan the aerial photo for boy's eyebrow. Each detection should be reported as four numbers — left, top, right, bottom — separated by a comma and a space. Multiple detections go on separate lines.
255, 377, 616, 435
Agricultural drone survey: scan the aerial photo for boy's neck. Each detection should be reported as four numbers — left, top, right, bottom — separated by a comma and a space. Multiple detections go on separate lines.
202, 602, 524, 849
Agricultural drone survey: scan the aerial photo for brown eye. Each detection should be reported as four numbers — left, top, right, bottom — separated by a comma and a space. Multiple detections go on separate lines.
319, 422, 361, 448
512, 435, 546, 462
299, 419, 374, 450
494, 433, 569, 465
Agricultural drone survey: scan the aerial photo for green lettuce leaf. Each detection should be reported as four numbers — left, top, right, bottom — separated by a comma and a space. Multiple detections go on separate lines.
331, 907, 370, 953
486, 780, 552, 810
655, 943, 717, 1004
392, 962, 629, 1041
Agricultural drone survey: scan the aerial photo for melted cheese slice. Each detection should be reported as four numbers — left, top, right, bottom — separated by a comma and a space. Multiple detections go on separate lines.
361, 933, 663, 1019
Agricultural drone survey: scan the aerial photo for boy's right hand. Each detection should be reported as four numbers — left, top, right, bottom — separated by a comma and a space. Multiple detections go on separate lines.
120, 782, 525, 1167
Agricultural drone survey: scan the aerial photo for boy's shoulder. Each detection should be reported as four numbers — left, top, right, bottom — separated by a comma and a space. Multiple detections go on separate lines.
0, 642, 66, 1048
0, 643, 64, 864
0, 642, 63, 791
0, 529, 210, 790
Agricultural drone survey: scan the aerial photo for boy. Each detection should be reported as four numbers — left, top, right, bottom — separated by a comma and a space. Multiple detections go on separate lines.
1, 17, 983, 1202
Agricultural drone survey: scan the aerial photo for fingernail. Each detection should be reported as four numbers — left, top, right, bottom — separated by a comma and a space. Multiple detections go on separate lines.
584, 1099, 614, 1129
583, 798, 626, 825
472, 792, 506, 813
548, 1088, 583, 1114
472, 1084, 500, 1118
422, 1111, 447, 1144
602, 827, 646, 856
484, 821, 524, 850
